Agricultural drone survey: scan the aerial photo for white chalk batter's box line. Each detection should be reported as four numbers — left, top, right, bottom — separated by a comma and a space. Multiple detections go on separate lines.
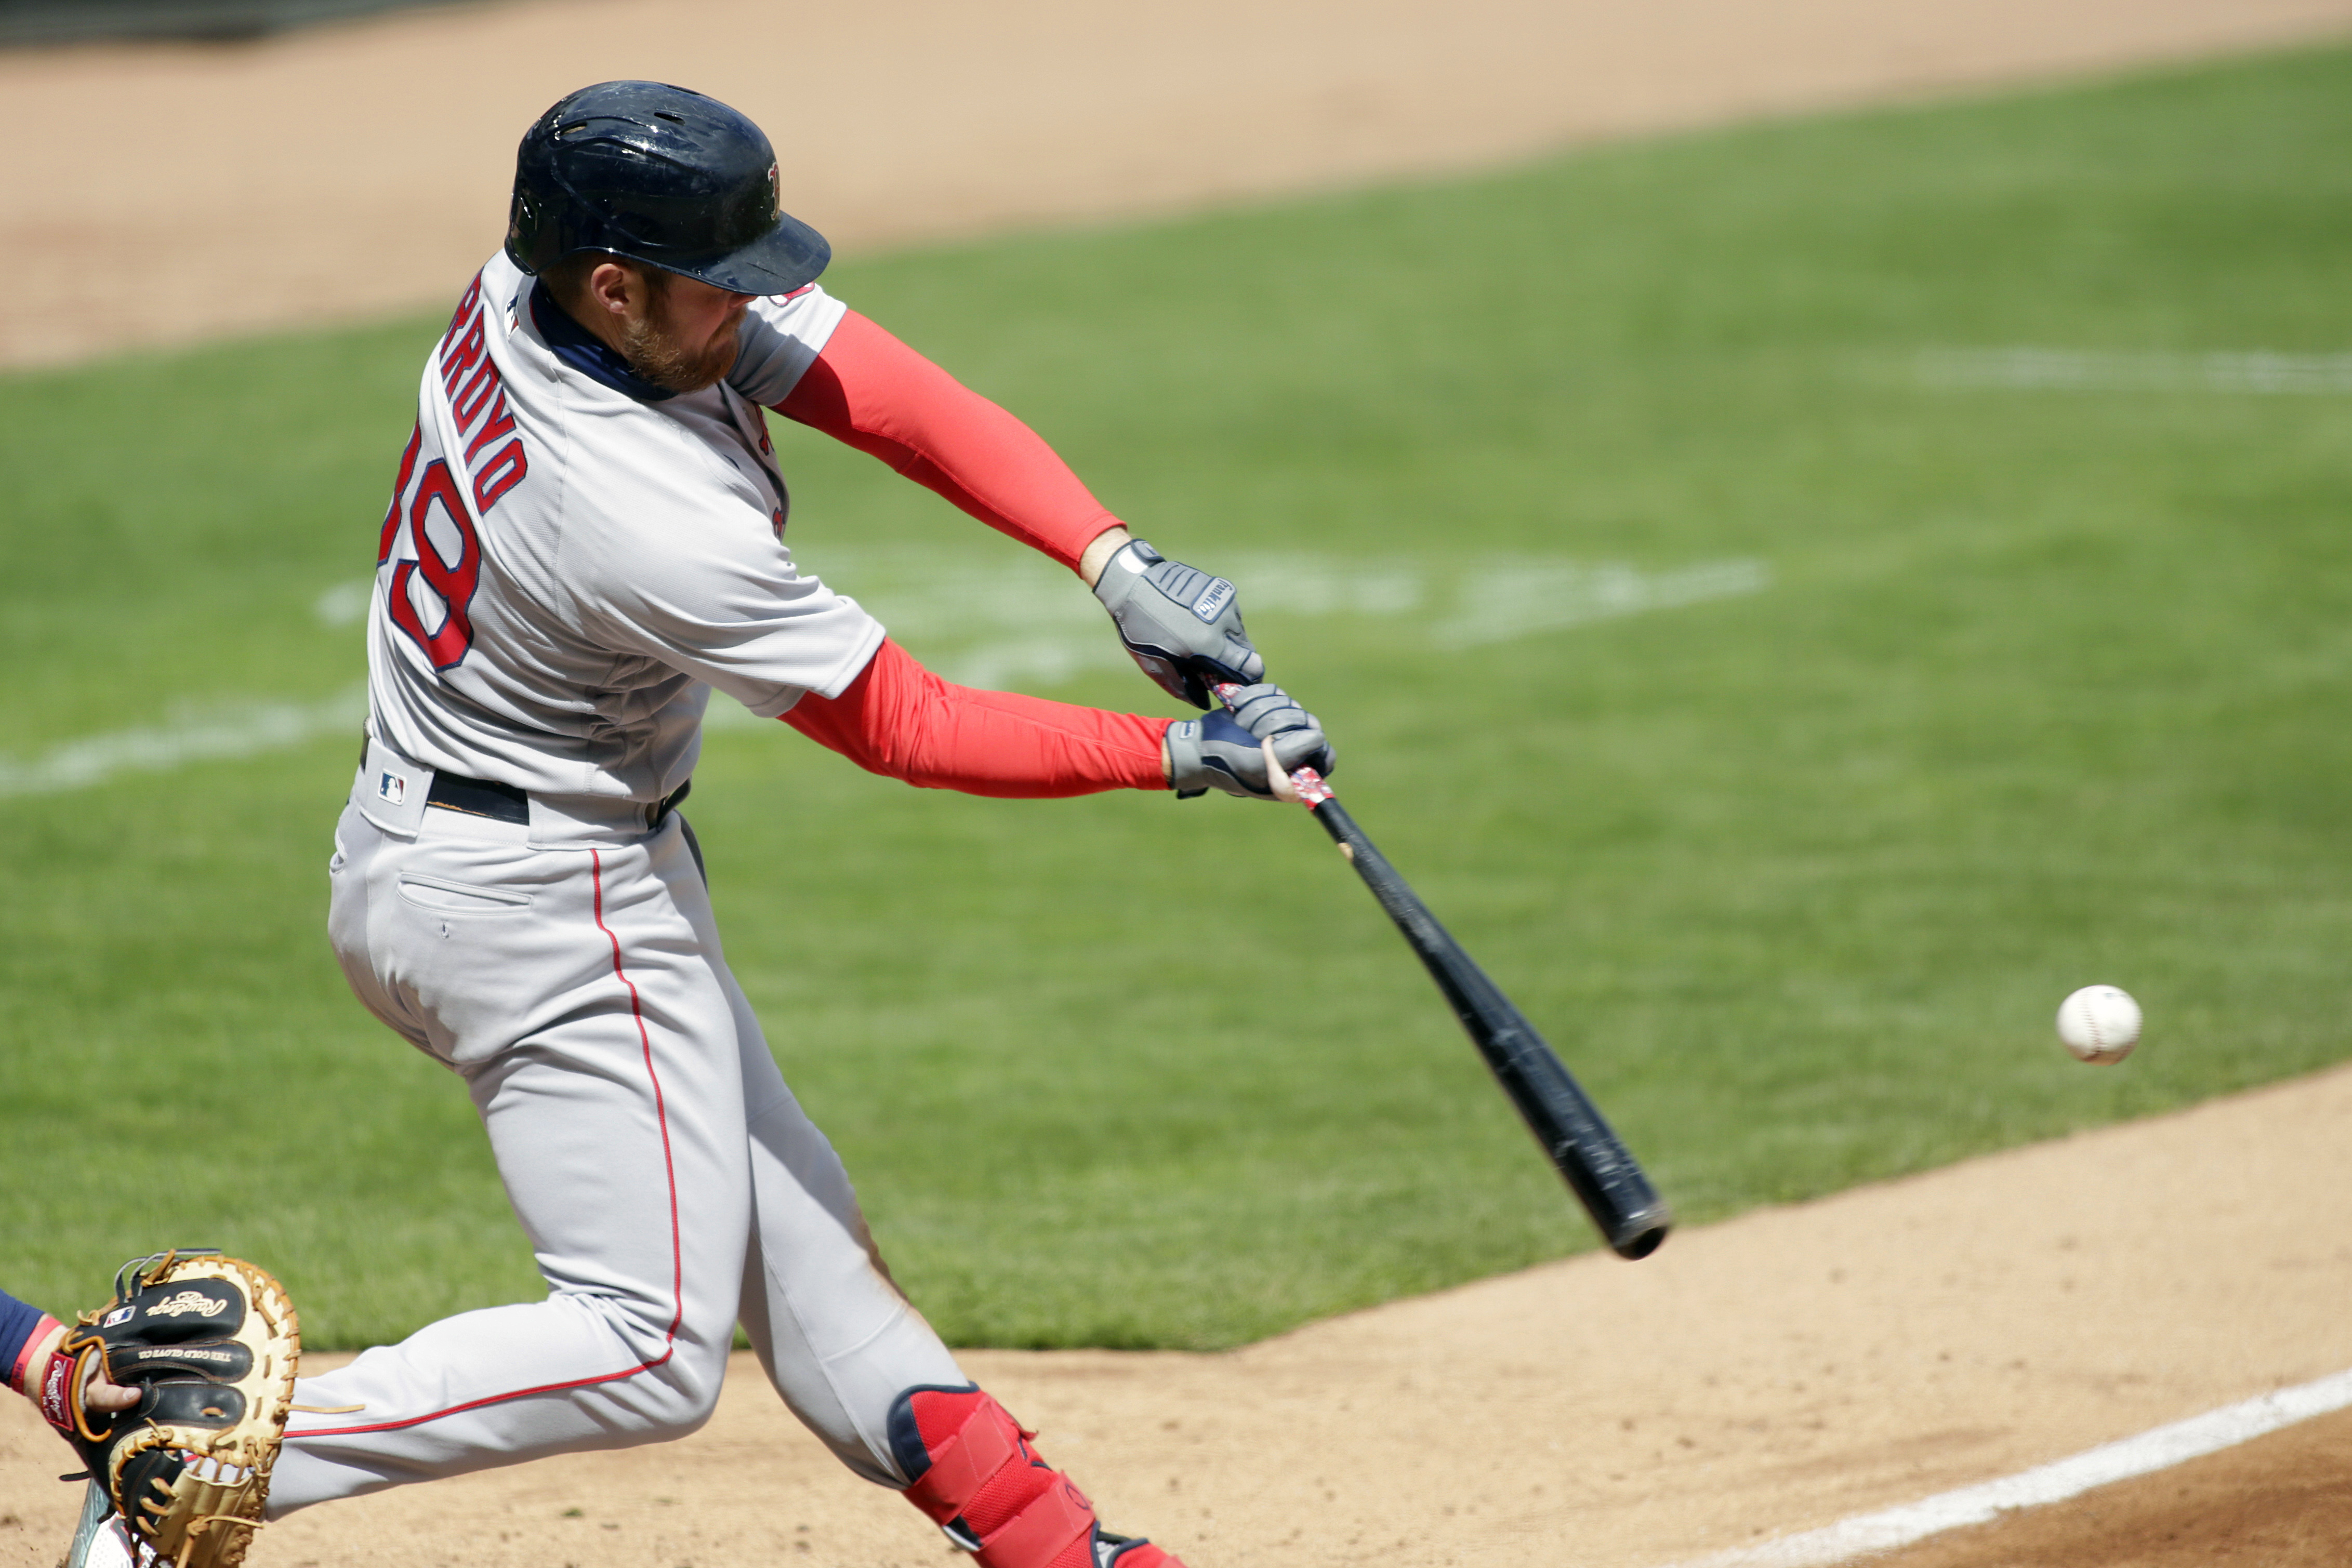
1914, 347, 2352, 395
2, 551, 1767, 797
723, 549, 1770, 702
0, 685, 369, 801
1655, 1364, 2352, 1568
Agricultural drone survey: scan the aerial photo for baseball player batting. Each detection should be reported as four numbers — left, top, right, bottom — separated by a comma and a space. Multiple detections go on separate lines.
275, 81, 1332, 1568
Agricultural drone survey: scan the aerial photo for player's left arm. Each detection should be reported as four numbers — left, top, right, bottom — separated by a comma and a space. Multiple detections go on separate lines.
1, 1287, 58, 1404
1, 1285, 136, 1433
770, 311, 1265, 708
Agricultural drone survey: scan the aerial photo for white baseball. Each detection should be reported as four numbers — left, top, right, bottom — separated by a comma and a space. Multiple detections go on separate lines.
2056, 985, 2140, 1064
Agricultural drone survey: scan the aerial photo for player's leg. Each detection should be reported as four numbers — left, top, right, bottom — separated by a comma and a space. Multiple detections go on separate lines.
270, 805, 754, 1511
702, 933, 1187, 1567
731, 1074, 963, 1479
650, 850, 966, 1481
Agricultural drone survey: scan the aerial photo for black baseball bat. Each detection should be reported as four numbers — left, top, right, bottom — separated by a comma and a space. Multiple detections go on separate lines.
1225, 698, 1671, 1259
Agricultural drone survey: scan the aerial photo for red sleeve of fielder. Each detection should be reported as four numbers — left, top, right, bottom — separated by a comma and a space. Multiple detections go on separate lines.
2, 1300, 58, 1396
773, 311, 1122, 572
783, 637, 1169, 798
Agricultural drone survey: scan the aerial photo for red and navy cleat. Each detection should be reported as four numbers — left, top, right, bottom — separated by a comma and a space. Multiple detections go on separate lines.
1096, 1530, 1184, 1567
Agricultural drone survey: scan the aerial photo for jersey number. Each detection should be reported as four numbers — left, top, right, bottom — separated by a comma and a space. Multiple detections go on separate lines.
383, 451, 483, 671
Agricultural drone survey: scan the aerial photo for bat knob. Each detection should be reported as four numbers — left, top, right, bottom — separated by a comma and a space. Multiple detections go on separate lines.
1608, 1206, 1674, 1260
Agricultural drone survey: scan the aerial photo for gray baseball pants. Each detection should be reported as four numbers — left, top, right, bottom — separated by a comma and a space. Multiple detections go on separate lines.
269, 754, 964, 1513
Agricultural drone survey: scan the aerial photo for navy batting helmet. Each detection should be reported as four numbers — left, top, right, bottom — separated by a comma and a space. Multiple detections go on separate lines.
506, 81, 830, 295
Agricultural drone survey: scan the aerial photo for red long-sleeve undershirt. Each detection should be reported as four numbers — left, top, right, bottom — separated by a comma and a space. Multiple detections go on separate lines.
784, 637, 1168, 798
773, 310, 1122, 572
772, 312, 1165, 796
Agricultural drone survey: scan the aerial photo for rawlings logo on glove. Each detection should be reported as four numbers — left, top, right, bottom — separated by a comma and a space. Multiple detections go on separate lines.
46, 1253, 300, 1568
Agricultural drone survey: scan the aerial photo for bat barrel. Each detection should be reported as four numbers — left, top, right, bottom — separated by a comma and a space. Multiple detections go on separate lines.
1309, 795, 1673, 1260
1495, 1033, 1673, 1259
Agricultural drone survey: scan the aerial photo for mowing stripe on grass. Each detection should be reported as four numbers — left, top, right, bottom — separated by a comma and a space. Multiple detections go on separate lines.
1918, 347, 2352, 394
1661, 1366, 2352, 1568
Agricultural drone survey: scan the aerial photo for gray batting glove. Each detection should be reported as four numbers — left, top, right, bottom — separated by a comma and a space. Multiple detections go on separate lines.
1092, 539, 1265, 709
1166, 683, 1335, 800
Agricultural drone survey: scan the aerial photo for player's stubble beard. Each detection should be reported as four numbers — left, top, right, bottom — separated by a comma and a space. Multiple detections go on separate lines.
619, 276, 743, 394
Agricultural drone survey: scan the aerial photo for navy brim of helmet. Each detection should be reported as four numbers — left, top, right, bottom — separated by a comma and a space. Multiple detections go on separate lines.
578, 207, 827, 297
659, 207, 831, 296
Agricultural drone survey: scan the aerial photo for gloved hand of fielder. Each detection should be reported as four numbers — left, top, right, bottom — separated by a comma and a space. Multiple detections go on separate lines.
1166, 683, 1335, 800
40, 1253, 300, 1568
1092, 539, 1264, 709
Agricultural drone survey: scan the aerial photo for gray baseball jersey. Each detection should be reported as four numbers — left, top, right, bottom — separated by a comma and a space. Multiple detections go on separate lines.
366, 251, 881, 804
289, 256, 970, 1509
289, 249, 1194, 1568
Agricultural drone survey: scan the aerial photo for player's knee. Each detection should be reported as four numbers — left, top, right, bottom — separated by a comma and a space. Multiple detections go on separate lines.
562, 1292, 727, 1437
634, 1343, 726, 1438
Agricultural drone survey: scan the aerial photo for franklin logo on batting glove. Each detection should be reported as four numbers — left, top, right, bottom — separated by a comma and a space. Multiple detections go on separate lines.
1189, 578, 1235, 622
1093, 538, 1264, 708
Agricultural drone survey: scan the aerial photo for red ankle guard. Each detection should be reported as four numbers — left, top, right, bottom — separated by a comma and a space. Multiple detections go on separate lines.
886, 1386, 1185, 1568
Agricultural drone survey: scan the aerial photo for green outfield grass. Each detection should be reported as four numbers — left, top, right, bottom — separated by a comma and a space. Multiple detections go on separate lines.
6, 44, 2352, 1350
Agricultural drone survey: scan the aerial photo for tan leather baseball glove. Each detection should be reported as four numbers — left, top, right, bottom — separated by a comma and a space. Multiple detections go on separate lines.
39, 1253, 300, 1568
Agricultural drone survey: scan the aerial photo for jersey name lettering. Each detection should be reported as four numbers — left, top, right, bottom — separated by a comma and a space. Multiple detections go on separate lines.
440, 279, 530, 512
378, 271, 531, 671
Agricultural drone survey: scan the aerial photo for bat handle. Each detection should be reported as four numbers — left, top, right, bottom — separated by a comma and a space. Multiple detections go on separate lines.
1210, 682, 1336, 809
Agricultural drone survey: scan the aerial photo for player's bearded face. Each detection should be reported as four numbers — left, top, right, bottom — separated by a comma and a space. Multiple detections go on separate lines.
620, 273, 751, 394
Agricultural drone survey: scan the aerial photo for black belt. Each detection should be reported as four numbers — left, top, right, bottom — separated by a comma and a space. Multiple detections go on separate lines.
425, 770, 692, 831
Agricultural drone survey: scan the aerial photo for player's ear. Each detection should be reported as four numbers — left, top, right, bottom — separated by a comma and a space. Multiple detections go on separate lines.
586, 260, 639, 320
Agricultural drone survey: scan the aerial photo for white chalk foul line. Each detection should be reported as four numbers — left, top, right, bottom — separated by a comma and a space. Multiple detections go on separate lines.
829, 551, 1771, 690
1662, 1365, 2352, 1568
0, 684, 366, 800
1918, 347, 2352, 395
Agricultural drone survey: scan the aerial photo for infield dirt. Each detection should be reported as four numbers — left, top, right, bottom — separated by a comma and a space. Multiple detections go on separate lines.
6, 0, 2352, 367
5, 2, 2351, 1563
5, 1062, 2350, 1565
4, 1062, 2352, 1561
